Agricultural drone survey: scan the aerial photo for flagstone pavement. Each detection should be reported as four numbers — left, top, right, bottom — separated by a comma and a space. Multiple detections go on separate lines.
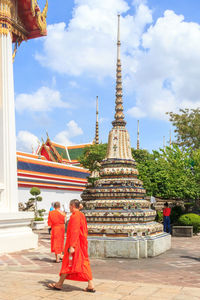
0, 230, 200, 300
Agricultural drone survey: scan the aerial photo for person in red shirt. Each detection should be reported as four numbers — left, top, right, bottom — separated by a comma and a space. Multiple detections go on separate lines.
163, 202, 171, 233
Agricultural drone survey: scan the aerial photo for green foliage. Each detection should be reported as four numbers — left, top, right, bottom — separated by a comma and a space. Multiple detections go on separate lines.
155, 211, 163, 223
29, 187, 45, 220
170, 205, 184, 224
34, 217, 44, 222
36, 196, 42, 202
37, 209, 45, 220
78, 142, 200, 202
192, 149, 200, 184
30, 187, 41, 196
132, 145, 200, 201
87, 176, 99, 186
167, 108, 200, 150
78, 143, 107, 172
178, 213, 200, 233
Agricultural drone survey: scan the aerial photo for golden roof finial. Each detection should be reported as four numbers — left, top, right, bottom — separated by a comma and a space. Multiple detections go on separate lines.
112, 15, 126, 127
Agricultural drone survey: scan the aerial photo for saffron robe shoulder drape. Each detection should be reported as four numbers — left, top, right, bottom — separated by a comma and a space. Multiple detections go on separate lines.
48, 210, 65, 254
60, 210, 93, 282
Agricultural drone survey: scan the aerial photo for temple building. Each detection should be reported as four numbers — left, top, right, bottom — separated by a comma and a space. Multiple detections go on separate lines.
81, 15, 171, 258
17, 136, 91, 212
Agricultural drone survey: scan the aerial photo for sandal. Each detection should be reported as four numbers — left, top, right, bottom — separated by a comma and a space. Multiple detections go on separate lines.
48, 283, 62, 290
84, 287, 96, 293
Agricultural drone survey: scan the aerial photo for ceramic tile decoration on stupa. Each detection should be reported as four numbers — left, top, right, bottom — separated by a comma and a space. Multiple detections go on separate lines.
81, 15, 171, 258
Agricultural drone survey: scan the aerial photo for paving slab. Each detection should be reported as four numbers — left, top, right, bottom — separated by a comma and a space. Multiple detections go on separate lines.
0, 230, 200, 299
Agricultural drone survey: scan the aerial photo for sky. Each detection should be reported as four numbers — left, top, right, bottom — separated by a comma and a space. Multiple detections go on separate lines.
14, 0, 200, 153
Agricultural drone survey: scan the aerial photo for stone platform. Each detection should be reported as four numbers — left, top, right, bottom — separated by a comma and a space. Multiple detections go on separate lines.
88, 233, 171, 259
0, 212, 38, 254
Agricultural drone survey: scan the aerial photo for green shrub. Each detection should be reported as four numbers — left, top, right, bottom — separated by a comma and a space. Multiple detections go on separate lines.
171, 205, 184, 224
30, 187, 41, 196
34, 217, 44, 221
155, 211, 163, 223
178, 213, 200, 233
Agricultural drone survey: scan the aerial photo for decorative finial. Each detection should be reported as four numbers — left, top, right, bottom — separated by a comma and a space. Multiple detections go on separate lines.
112, 15, 126, 127
41, 137, 45, 144
137, 120, 140, 150
95, 96, 99, 144
46, 131, 49, 139
117, 14, 121, 61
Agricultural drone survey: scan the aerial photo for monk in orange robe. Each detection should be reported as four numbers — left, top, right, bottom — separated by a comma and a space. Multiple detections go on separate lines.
48, 202, 66, 263
48, 199, 95, 293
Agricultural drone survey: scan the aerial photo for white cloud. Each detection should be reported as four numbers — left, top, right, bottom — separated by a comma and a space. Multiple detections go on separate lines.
17, 131, 40, 152
36, 0, 152, 78
15, 86, 69, 113
36, 0, 200, 120
54, 120, 83, 145
128, 10, 200, 119
69, 80, 79, 88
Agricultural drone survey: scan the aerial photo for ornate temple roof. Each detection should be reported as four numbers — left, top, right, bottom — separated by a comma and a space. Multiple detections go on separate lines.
67, 144, 92, 163
0, 0, 48, 43
13, 0, 48, 42
36, 136, 92, 165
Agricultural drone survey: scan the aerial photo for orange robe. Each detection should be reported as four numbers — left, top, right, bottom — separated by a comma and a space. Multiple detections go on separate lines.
48, 210, 65, 254
60, 210, 93, 282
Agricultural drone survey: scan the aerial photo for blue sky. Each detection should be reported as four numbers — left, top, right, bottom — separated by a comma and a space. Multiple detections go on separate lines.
14, 0, 200, 152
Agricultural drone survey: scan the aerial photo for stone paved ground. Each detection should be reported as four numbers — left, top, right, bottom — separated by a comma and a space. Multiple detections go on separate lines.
0, 230, 200, 299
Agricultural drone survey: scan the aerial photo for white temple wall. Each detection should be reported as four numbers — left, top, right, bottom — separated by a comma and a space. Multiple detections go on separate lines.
18, 187, 82, 214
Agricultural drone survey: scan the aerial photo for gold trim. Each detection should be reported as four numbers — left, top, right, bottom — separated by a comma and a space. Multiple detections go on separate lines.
35, 0, 48, 35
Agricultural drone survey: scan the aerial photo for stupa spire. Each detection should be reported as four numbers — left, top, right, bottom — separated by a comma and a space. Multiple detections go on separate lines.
95, 96, 99, 144
137, 120, 140, 150
81, 15, 169, 258
112, 15, 126, 127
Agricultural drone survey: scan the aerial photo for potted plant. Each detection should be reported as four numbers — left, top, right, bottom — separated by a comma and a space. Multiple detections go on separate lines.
29, 187, 46, 230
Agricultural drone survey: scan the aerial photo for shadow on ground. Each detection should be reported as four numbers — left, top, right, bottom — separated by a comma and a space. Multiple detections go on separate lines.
180, 255, 200, 262
39, 279, 83, 292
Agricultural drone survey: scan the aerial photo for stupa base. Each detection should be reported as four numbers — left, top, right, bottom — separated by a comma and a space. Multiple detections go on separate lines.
0, 212, 38, 254
88, 233, 171, 259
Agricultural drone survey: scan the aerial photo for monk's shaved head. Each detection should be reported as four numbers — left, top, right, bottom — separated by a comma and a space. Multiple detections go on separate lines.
70, 199, 80, 209
54, 202, 61, 209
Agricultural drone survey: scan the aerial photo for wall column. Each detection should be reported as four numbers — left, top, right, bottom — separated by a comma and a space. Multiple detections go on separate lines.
0, 32, 18, 212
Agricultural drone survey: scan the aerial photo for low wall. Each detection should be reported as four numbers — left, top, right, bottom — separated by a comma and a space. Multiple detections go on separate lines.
18, 187, 82, 213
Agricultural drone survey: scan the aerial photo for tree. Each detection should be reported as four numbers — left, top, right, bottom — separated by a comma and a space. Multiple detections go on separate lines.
79, 143, 200, 201
29, 187, 45, 221
167, 108, 200, 150
132, 146, 200, 201
78, 143, 107, 172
